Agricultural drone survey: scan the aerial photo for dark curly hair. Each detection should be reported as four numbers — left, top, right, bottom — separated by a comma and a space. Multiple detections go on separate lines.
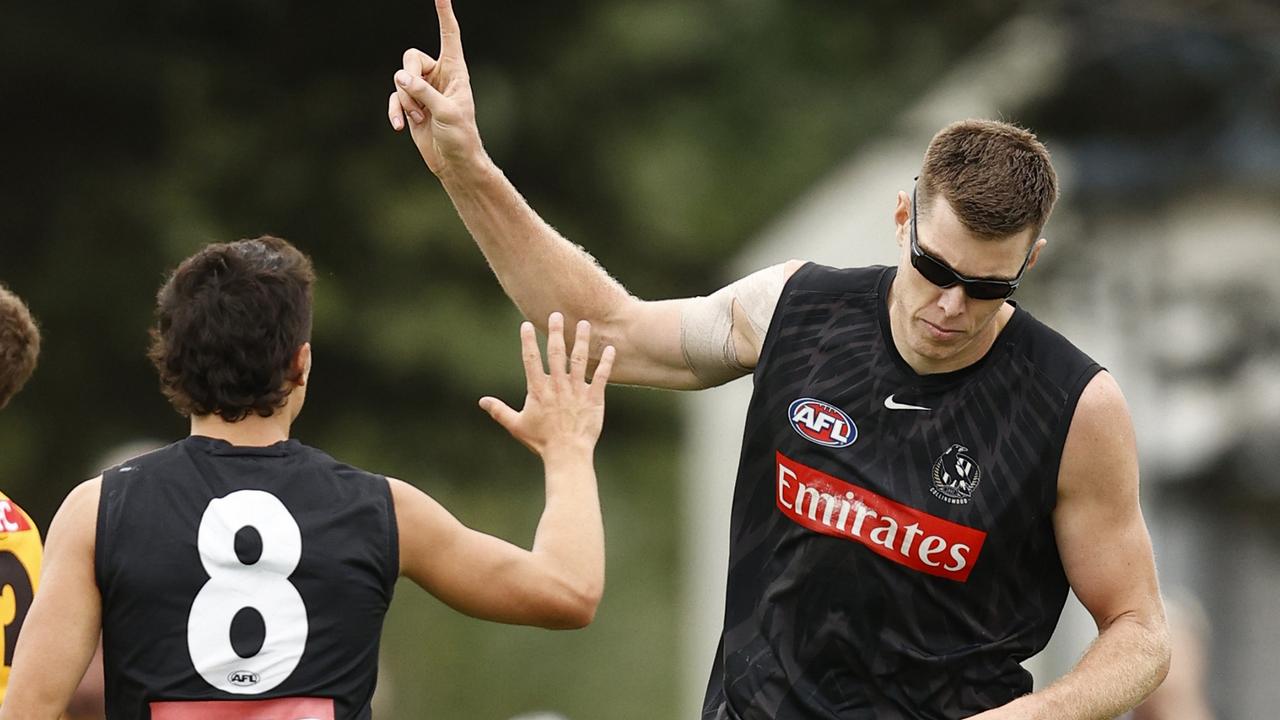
0, 284, 40, 410
148, 236, 316, 421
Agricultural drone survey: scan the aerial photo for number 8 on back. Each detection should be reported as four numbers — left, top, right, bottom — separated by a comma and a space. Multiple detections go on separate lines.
187, 490, 309, 694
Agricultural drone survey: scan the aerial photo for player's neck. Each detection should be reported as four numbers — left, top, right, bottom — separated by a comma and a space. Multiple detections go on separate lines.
189, 412, 293, 447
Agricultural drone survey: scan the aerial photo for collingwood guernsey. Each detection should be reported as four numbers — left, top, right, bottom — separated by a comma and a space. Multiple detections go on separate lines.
702, 264, 1101, 720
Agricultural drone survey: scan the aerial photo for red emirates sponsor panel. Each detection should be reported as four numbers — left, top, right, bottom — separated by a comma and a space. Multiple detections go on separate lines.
775, 452, 986, 582
150, 697, 334, 720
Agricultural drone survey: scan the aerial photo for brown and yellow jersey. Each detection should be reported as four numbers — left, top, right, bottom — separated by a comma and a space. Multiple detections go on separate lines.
0, 490, 43, 704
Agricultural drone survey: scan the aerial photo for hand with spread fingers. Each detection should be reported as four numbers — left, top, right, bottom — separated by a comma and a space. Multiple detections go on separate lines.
480, 313, 615, 460
388, 0, 485, 175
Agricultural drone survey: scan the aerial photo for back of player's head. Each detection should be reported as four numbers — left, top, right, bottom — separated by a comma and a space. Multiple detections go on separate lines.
148, 235, 316, 421
918, 119, 1059, 240
0, 284, 40, 410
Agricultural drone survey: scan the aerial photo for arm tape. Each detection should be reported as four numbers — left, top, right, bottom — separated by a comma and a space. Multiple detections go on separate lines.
679, 263, 787, 386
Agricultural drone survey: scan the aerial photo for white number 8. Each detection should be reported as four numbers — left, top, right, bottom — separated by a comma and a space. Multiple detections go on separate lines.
187, 490, 308, 694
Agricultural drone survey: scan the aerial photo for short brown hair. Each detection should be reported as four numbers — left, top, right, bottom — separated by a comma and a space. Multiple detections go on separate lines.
918, 119, 1058, 240
148, 236, 316, 421
0, 285, 40, 410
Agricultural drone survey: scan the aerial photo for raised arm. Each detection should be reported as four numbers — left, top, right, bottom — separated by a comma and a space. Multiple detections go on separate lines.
973, 372, 1171, 719
393, 314, 614, 628
0, 479, 103, 720
386, 0, 798, 389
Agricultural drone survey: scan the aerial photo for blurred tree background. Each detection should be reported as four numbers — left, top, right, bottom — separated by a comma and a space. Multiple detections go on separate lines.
1, 1, 1029, 716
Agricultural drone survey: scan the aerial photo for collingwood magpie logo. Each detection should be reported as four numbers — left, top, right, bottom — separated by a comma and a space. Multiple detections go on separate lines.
930, 444, 981, 504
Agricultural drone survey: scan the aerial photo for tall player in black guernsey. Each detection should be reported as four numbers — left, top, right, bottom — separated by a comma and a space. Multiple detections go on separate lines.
388, 10, 1172, 716
2, 236, 617, 720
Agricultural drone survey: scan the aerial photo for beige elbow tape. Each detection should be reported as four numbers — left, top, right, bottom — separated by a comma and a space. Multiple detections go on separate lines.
680, 263, 787, 385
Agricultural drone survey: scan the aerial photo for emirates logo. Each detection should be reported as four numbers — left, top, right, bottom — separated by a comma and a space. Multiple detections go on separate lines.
930, 444, 982, 505
775, 451, 986, 581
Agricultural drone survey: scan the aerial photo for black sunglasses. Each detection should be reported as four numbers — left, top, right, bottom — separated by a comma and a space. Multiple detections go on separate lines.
909, 183, 1033, 300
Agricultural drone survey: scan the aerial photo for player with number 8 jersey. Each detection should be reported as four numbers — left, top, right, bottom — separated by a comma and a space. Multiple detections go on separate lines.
97, 436, 395, 717
2, 237, 616, 720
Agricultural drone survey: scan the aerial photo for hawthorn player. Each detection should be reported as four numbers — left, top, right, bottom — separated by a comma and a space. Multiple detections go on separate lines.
0, 284, 42, 704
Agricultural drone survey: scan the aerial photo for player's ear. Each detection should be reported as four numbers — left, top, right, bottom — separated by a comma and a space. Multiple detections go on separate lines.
1026, 237, 1047, 271
292, 343, 312, 387
894, 190, 911, 247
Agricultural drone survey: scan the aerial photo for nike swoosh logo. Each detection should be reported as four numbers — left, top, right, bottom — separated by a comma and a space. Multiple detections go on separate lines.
884, 394, 931, 411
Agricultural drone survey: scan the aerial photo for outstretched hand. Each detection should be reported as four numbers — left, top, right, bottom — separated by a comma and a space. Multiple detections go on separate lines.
388, 0, 484, 175
480, 313, 615, 459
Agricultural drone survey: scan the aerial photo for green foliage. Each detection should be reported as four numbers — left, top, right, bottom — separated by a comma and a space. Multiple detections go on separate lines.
0, 0, 1023, 715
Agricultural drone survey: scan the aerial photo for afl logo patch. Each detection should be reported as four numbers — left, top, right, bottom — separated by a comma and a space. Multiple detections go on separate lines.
930, 444, 982, 504
227, 670, 260, 687
788, 398, 857, 448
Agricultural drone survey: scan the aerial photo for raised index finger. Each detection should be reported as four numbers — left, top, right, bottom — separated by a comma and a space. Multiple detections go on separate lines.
436, 0, 465, 61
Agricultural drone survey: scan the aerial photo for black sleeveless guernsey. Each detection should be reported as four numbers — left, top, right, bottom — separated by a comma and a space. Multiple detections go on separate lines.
702, 264, 1101, 720
96, 436, 397, 720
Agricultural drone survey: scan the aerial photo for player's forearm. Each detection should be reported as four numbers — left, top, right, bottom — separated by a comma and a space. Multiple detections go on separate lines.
0, 604, 101, 719
0, 691, 64, 720
1006, 612, 1170, 719
438, 158, 635, 336
527, 445, 605, 628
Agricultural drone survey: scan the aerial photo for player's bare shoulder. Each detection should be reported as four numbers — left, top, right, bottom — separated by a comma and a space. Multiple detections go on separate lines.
1058, 371, 1138, 502
47, 477, 102, 551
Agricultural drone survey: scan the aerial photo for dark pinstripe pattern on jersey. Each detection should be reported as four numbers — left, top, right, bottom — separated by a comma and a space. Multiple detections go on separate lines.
703, 264, 1100, 720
